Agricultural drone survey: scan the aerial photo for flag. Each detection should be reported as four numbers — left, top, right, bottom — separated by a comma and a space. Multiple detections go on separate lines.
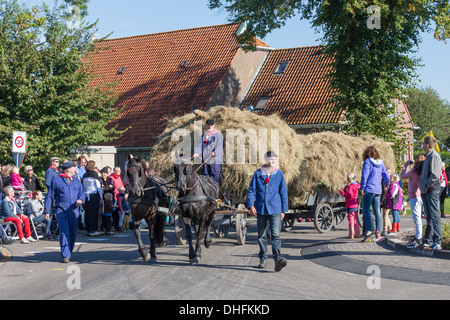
421, 130, 440, 153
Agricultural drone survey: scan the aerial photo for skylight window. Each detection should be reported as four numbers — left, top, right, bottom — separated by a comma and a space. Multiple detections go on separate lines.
274, 61, 290, 74
255, 97, 270, 110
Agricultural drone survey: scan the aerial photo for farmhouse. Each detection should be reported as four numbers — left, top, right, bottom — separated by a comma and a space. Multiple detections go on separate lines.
84, 22, 413, 167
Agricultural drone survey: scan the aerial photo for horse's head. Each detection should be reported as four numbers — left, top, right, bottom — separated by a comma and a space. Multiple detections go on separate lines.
127, 154, 147, 198
173, 161, 195, 193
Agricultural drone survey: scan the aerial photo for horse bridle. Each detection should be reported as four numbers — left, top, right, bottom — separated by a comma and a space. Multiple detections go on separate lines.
127, 162, 176, 193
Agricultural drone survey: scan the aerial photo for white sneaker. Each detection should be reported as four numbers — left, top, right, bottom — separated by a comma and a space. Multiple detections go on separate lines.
26, 236, 37, 242
20, 238, 30, 244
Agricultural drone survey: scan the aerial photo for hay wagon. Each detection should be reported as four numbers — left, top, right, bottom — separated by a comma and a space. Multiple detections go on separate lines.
282, 187, 353, 233
170, 185, 359, 246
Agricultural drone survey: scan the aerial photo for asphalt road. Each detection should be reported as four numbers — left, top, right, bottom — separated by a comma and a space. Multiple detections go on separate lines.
1, 216, 450, 301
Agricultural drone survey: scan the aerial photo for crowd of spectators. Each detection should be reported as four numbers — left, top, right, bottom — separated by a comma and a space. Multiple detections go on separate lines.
0, 155, 134, 245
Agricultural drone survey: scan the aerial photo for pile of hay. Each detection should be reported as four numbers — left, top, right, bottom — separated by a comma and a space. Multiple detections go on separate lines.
150, 106, 304, 200
291, 132, 396, 205
149, 106, 395, 206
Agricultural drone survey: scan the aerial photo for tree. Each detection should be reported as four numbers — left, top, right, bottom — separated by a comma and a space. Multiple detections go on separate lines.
208, 0, 450, 160
0, 0, 124, 181
404, 86, 450, 147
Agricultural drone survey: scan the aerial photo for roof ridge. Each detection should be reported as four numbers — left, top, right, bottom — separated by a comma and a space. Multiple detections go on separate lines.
102, 22, 241, 42
272, 44, 325, 51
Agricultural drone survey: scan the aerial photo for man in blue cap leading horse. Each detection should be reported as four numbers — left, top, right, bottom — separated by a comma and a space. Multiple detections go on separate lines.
193, 119, 223, 185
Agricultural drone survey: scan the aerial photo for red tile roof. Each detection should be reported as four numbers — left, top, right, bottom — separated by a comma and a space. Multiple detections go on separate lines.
241, 46, 342, 125
89, 23, 242, 148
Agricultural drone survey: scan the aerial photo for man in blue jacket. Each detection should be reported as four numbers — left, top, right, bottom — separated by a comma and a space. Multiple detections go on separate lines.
44, 161, 85, 263
44, 157, 60, 190
247, 151, 288, 272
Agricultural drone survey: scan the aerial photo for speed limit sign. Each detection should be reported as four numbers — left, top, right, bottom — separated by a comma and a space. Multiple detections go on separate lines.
12, 131, 27, 153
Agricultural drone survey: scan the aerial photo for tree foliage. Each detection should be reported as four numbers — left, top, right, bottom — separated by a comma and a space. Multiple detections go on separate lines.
404, 86, 450, 146
208, 0, 450, 160
0, 0, 123, 178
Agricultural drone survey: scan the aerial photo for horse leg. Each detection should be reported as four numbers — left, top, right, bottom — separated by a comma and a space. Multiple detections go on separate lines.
195, 219, 206, 261
133, 221, 150, 262
204, 211, 215, 249
184, 217, 198, 265
146, 216, 157, 263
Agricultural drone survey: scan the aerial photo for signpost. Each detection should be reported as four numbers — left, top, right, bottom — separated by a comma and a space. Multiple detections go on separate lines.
12, 131, 26, 168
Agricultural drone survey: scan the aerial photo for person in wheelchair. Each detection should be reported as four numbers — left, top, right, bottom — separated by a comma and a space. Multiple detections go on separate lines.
27, 190, 52, 239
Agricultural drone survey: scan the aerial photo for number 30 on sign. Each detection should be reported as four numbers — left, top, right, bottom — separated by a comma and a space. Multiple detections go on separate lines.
12, 131, 27, 153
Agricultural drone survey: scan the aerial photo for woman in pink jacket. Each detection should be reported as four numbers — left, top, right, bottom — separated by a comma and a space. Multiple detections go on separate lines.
340, 173, 361, 239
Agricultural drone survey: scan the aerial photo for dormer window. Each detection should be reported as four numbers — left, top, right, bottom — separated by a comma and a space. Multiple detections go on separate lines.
180, 60, 189, 68
118, 67, 127, 75
255, 97, 270, 111
274, 61, 290, 74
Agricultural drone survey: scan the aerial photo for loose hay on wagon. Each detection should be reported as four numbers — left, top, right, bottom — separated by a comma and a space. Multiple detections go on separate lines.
150, 106, 396, 242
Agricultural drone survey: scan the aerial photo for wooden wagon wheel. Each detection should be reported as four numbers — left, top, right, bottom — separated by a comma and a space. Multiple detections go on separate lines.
333, 209, 347, 230
357, 198, 364, 228
282, 213, 295, 232
314, 203, 334, 233
212, 219, 231, 238
235, 204, 248, 245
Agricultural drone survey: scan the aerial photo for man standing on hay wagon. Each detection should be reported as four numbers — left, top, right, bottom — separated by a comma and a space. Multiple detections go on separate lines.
247, 151, 288, 272
193, 119, 223, 185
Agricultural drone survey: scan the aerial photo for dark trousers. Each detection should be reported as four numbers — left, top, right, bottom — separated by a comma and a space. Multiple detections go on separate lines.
84, 193, 100, 233
201, 164, 222, 184
422, 190, 442, 246
440, 186, 447, 217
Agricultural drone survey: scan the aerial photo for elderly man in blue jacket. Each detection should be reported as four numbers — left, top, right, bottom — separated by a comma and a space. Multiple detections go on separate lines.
247, 151, 288, 272
44, 161, 85, 263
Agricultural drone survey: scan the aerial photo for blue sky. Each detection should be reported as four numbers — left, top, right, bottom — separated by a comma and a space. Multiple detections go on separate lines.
32, 0, 450, 102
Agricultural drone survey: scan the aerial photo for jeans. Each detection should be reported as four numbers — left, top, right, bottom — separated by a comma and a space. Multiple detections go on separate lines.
257, 213, 283, 262
422, 190, 442, 246
362, 192, 381, 233
409, 197, 423, 240
392, 210, 400, 223
32, 213, 52, 235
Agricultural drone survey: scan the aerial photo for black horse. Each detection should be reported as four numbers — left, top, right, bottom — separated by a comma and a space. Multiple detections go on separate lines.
126, 155, 171, 262
173, 161, 219, 264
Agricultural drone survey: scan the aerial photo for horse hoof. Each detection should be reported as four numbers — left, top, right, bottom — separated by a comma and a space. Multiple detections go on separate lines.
149, 257, 157, 263
143, 254, 151, 262
204, 241, 211, 249
189, 258, 199, 265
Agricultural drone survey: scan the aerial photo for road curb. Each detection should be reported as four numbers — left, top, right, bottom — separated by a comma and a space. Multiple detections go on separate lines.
385, 229, 450, 260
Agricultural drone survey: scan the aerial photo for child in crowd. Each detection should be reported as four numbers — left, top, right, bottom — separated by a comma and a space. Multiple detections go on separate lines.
117, 187, 131, 232
386, 173, 403, 233
339, 173, 361, 239
102, 193, 115, 235
11, 166, 25, 191
27, 190, 52, 239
